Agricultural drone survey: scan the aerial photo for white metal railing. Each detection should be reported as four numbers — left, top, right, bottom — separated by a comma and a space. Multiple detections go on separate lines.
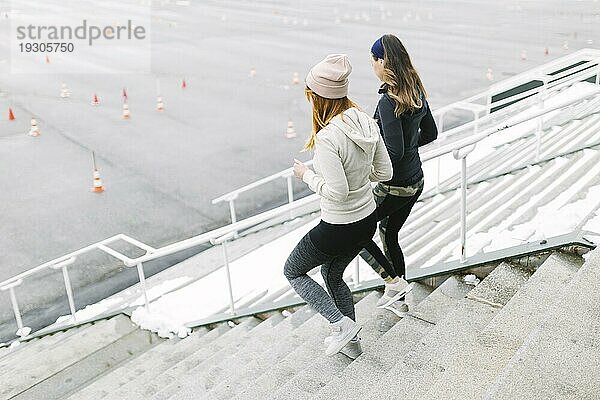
2, 55, 599, 341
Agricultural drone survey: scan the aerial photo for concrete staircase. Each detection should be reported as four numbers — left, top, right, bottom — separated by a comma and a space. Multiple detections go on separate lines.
0, 315, 161, 399
1, 249, 597, 399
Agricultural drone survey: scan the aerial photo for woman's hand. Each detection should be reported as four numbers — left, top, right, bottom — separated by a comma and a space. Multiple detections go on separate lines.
293, 159, 309, 180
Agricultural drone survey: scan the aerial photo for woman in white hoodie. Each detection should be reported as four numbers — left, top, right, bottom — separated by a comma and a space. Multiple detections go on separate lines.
284, 54, 392, 357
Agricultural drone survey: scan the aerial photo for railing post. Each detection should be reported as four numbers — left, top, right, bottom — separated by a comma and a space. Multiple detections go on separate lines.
228, 199, 237, 225
436, 112, 445, 193
453, 145, 474, 263
8, 287, 24, 332
228, 199, 239, 238
61, 265, 77, 320
286, 174, 294, 220
460, 155, 468, 262
221, 240, 236, 315
353, 256, 360, 287
136, 262, 151, 312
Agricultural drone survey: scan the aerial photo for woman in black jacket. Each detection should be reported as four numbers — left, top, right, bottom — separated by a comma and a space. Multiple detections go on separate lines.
361, 34, 438, 312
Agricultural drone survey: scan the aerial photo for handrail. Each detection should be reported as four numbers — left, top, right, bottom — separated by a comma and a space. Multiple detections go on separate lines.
211, 160, 314, 204
126, 194, 319, 267
3, 57, 599, 340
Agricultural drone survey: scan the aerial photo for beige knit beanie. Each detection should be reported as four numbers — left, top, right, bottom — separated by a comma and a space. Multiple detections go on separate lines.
305, 54, 352, 99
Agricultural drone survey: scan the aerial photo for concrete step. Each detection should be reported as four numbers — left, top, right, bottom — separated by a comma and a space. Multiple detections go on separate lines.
154, 312, 288, 399
150, 307, 315, 400
484, 249, 600, 400
421, 252, 583, 399
0, 323, 92, 368
266, 284, 435, 400
12, 327, 162, 400
307, 274, 473, 400
66, 326, 215, 400
335, 262, 533, 400
103, 317, 261, 400
229, 292, 382, 400
0, 315, 138, 399
0, 338, 40, 359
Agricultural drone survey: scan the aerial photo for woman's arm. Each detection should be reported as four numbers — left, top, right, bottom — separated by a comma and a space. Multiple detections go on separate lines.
369, 132, 393, 182
377, 97, 405, 159
302, 135, 350, 202
418, 100, 438, 146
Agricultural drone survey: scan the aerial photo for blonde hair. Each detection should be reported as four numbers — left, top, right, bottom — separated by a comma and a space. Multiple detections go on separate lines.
376, 34, 426, 117
303, 87, 360, 151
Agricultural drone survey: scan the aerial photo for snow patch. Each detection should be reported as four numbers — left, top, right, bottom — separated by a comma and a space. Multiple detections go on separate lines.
54, 297, 124, 325
130, 307, 191, 339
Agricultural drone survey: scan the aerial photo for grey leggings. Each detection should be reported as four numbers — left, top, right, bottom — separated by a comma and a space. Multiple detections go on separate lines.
284, 215, 376, 323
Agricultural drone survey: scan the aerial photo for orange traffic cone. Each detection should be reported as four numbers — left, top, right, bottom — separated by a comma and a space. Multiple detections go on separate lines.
122, 103, 131, 119
285, 120, 296, 138
8, 108, 15, 121
91, 169, 104, 193
156, 96, 165, 112
91, 152, 104, 193
181, 79, 187, 89
292, 72, 300, 85
28, 117, 40, 137
91, 94, 100, 106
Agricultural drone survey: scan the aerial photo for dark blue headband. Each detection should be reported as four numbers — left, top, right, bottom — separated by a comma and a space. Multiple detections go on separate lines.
371, 37, 384, 59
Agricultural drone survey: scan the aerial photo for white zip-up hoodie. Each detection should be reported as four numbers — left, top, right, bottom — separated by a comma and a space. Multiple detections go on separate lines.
302, 107, 393, 224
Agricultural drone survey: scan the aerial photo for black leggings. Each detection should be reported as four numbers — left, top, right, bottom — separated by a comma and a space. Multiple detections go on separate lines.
360, 180, 424, 280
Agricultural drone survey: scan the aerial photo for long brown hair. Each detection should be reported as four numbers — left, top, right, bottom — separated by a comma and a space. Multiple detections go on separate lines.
375, 34, 426, 117
303, 87, 360, 151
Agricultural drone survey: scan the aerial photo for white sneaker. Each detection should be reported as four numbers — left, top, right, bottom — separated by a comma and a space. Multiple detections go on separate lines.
324, 334, 363, 359
376, 278, 414, 308
382, 300, 409, 317
325, 317, 362, 356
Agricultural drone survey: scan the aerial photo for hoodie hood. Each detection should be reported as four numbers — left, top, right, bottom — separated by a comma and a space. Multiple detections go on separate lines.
328, 107, 380, 153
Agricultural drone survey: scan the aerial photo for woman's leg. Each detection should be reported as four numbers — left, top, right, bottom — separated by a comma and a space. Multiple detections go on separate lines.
360, 240, 396, 281
284, 233, 345, 323
360, 184, 401, 282
320, 248, 362, 321
382, 189, 422, 278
